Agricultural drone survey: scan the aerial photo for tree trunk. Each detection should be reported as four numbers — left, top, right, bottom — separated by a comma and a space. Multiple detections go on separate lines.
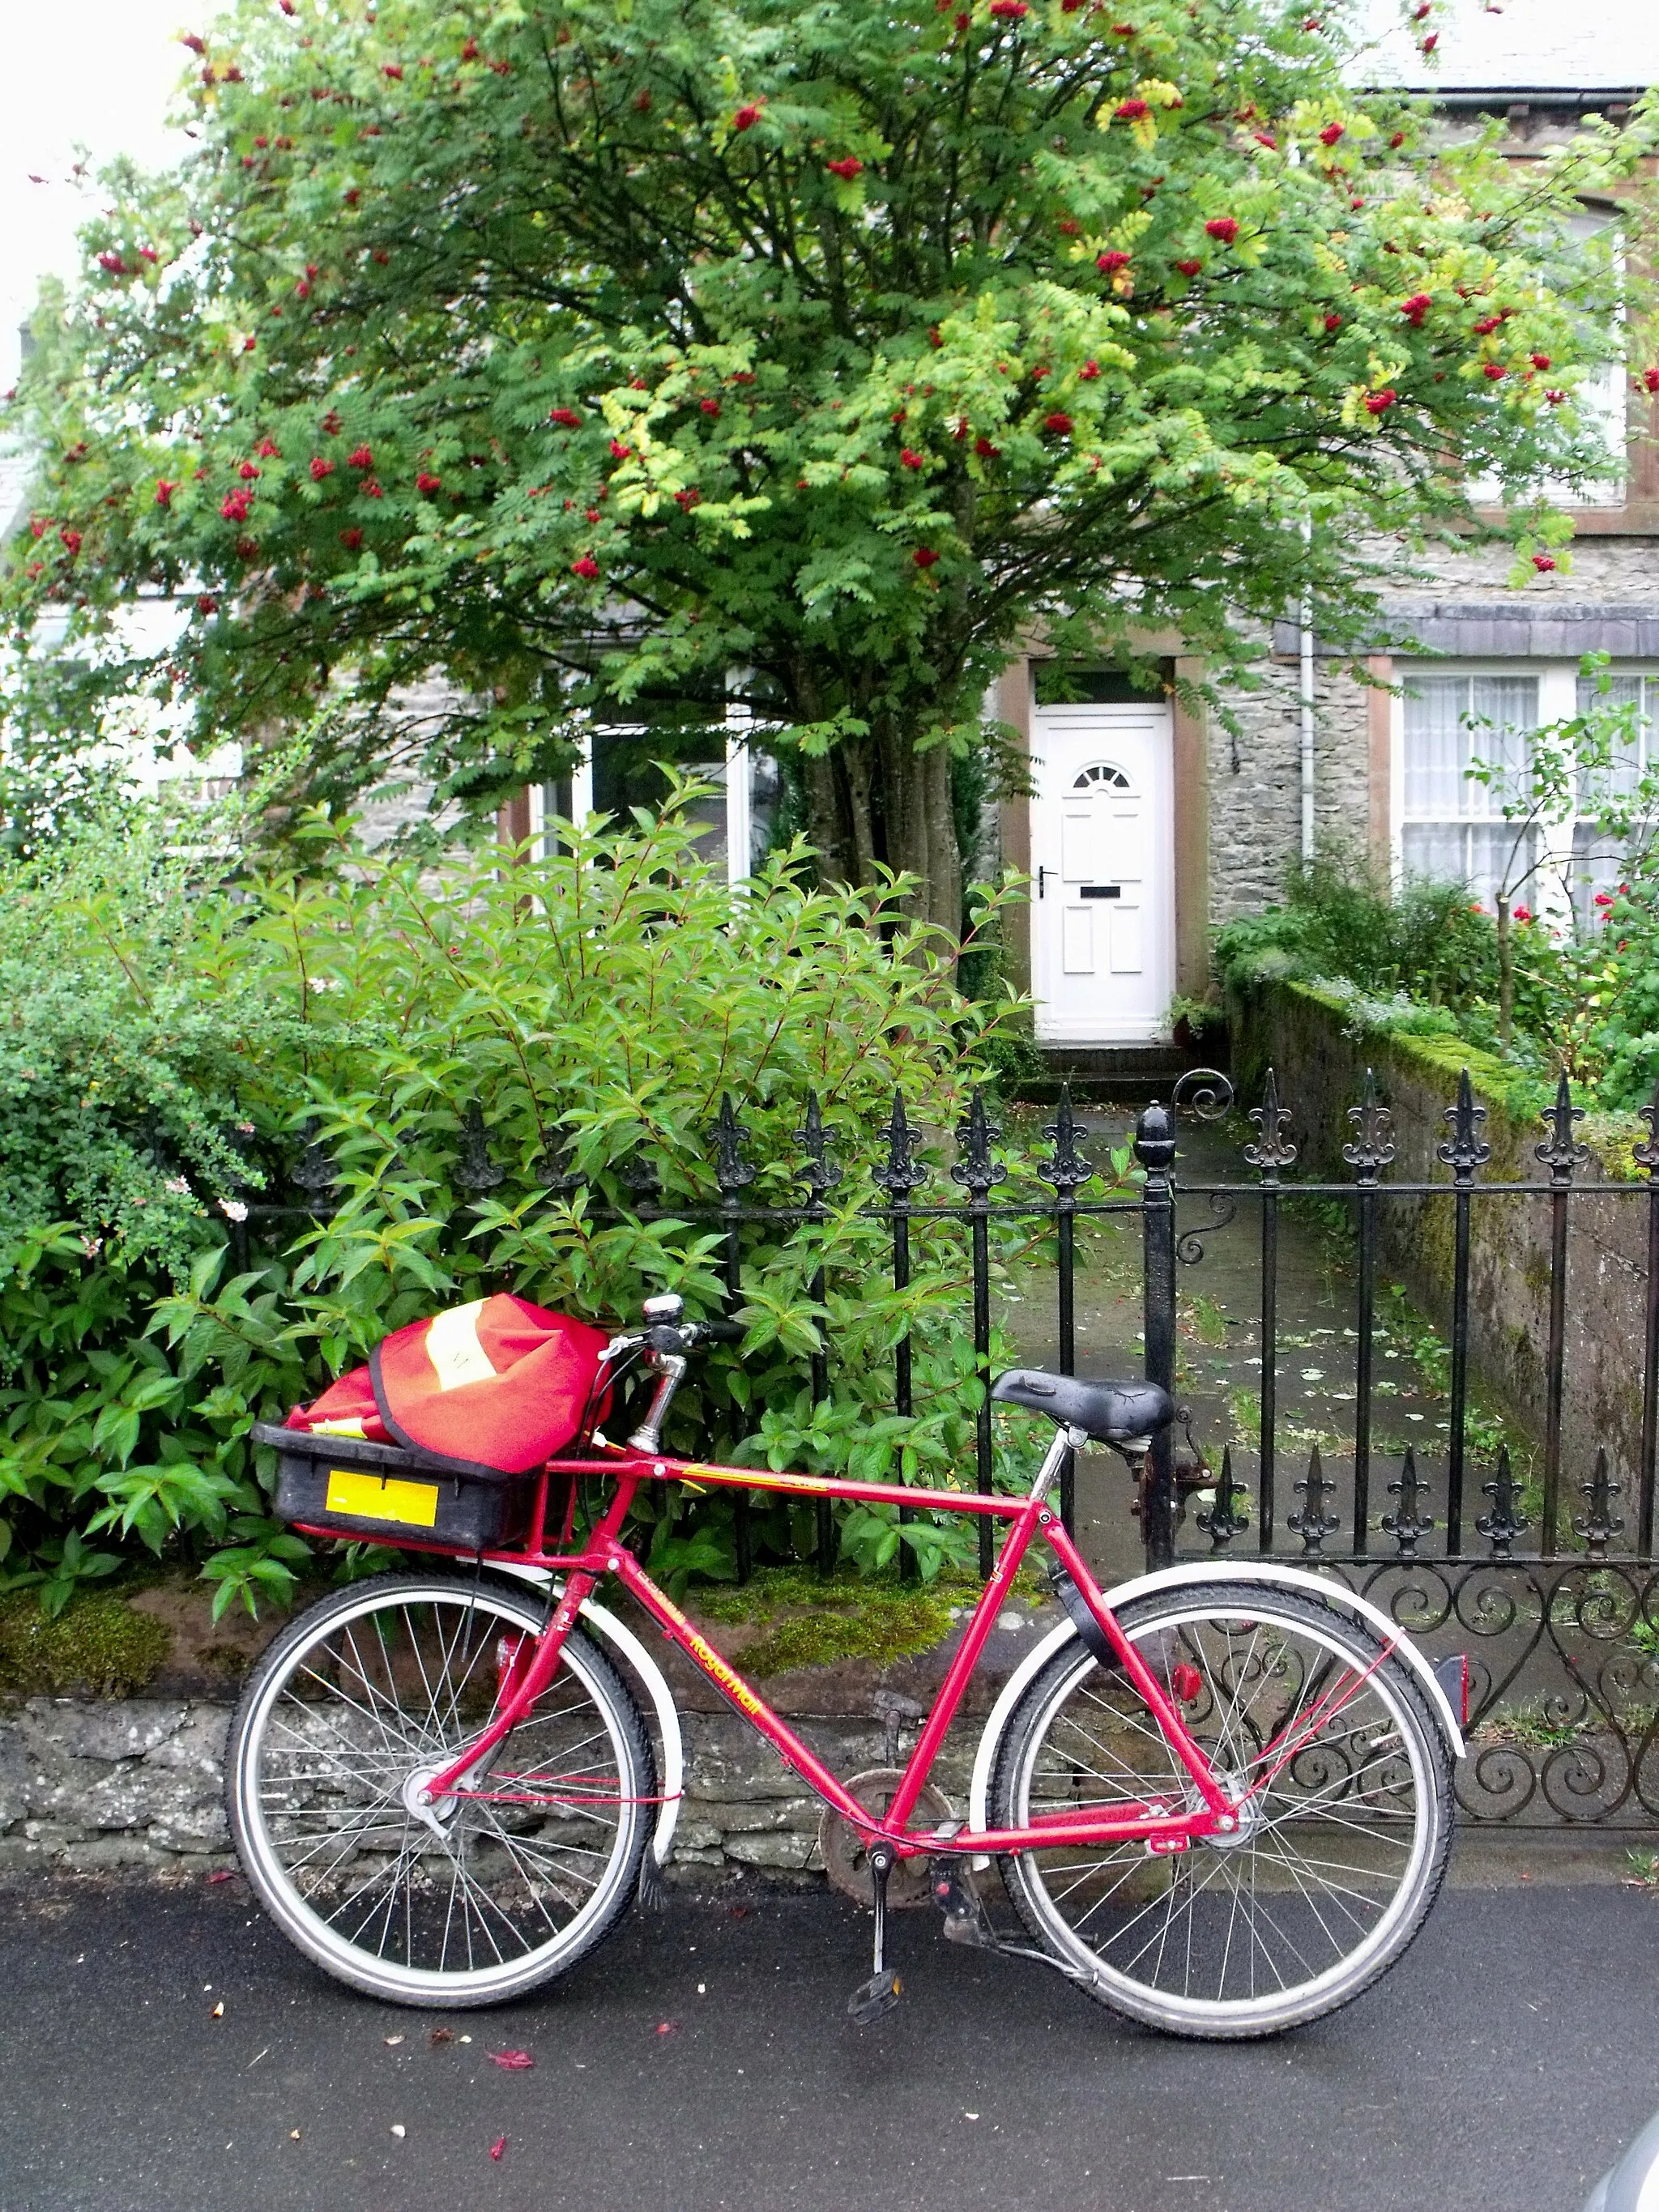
1495, 893, 1514, 1051
799, 722, 966, 940
875, 721, 963, 937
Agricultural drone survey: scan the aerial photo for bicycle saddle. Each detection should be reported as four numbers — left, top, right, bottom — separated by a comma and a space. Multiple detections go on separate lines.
990, 1369, 1175, 1447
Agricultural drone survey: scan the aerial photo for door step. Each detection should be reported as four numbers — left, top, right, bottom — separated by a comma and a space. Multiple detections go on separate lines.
1017, 1042, 1222, 1104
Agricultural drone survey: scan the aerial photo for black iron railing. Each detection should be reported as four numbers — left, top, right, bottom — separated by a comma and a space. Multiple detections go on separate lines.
231, 1060, 1659, 1827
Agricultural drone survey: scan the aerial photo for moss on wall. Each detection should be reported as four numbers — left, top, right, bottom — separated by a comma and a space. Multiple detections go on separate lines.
694, 1570, 959, 1677
0, 1593, 173, 1697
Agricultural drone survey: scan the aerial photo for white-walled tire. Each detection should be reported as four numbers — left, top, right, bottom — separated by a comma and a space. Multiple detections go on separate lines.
228, 1573, 652, 2008
992, 1581, 1453, 2038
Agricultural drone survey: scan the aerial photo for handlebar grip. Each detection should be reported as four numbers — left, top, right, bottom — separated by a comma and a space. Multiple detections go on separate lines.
693, 1317, 748, 1343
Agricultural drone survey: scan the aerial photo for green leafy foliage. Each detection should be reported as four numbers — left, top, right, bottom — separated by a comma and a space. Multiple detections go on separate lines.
0, 787, 1057, 1611
1216, 664, 1659, 1110
3, 0, 1652, 914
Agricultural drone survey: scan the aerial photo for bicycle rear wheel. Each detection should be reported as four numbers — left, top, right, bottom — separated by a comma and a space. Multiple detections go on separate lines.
992, 1580, 1452, 2037
228, 1572, 652, 2006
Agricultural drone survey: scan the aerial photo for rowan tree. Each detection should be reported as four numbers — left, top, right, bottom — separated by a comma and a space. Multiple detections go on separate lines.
2, 0, 1653, 920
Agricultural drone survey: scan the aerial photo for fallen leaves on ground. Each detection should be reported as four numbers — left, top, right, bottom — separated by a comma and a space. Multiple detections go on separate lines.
210, 2001, 224, 2018
384, 2035, 404, 2048
489, 2049, 534, 2069
207, 1869, 233, 1886
655, 2020, 679, 2037
429, 2027, 454, 2044
490, 2137, 507, 2161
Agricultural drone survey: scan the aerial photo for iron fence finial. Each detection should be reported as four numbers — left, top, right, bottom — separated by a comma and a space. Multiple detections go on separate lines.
1536, 1072, 1588, 1187
1573, 1447, 1624, 1560
1438, 1068, 1491, 1183
711, 1092, 757, 1198
873, 1091, 928, 1200
1038, 1083, 1095, 1196
1244, 1070, 1297, 1181
1343, 1068, 1396, 1186
1288, 1443, 1339, 1556
1478, 1443, 1528, 1560
951, 1088, 1007, 1200
1196, 1443, 1250, 1549
794, 1091, 842, 1206
1384, 1447, 1435, 1558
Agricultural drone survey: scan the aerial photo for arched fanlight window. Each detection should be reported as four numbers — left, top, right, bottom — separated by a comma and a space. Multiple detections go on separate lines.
1071, 761, 1133, 792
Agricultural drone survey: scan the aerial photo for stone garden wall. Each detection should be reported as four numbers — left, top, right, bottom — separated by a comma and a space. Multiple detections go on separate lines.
0, 1594, 1061, 1882
1230, 976, 1652, 1495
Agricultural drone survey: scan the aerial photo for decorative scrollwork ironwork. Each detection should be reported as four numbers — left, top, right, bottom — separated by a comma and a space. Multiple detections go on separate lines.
1438, 1068, 1491, 1183
1636, 1073, 1659, 1176
1536, 1072, 1589, 1187
1287, 1443, 1339, 1555
1176, 1190, 1239, 1266
1477, 1445, 1529, 1560
1243, 1069, 1297, 1179
1171, 1066, 1235, 1123
1342, 1068, 1396, 1185
1037, 1084, 1094, 1196
1383, 1447, 1434, 1558
951, 1089, 1007, 1201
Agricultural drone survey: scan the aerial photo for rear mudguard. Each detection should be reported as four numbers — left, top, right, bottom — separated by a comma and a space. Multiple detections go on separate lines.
489, 1563, 684, 1873
968, 1558, 1466, 1848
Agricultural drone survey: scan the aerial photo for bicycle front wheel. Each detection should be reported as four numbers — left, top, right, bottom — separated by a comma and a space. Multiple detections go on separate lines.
992, 1580, 1453, 2038
228, 1572, 652, 2007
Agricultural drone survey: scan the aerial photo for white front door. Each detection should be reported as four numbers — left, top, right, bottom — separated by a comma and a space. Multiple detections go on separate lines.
1031, 702, 1175, 1044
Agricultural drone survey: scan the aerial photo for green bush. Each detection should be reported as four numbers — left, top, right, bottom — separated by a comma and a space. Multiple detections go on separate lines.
1, 787, 1056, 1617
1216, 850, 1568, 1082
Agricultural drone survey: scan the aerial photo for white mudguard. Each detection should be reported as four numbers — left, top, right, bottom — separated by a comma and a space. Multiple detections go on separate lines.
967, 1558, 1465, 1846
489, 1563, 685, 1872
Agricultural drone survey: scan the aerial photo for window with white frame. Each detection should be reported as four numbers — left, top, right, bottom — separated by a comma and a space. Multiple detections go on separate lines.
1570, 671, 1659, 921
1397, 665, 1659, 923
1399, 673, 1539, 908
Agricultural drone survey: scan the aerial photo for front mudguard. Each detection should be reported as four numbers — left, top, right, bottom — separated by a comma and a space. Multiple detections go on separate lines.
490, 1563, 684, 1873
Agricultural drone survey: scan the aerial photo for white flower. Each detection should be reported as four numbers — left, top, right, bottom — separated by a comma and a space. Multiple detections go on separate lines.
80, 1235, 103, 1258
220, 1199, 249, 1222
164, 1176, 192, 1196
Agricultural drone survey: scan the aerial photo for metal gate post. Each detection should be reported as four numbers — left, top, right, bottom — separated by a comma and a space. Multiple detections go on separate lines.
1136, 1100, 1179, 1570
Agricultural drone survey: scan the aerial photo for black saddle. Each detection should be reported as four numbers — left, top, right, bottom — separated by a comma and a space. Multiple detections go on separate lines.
990, 1369, 1175, 1447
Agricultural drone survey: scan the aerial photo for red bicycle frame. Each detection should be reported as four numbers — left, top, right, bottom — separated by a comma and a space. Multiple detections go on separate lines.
304, 1430, 1247, 1859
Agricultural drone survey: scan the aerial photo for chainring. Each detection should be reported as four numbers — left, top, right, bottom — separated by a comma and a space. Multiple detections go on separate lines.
818, 1768, 953, 1910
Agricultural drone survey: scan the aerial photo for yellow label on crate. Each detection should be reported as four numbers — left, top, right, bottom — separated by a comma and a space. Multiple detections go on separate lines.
325, 1468, 441, 1528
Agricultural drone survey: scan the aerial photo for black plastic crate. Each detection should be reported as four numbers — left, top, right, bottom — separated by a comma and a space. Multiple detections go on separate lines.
252, 1422, 535, 1551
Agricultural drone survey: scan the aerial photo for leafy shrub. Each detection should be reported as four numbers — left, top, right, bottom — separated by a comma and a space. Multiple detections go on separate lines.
2, 788, 1052, 1617
1216, 850, 1567, 1079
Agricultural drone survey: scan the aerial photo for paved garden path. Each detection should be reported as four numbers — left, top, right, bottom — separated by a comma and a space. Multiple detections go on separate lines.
2, 1862, 1653, 2212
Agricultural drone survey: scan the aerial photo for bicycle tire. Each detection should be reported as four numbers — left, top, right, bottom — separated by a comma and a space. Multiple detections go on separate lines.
228, 1571, 653, 2007
991, 1579, 1453, 2038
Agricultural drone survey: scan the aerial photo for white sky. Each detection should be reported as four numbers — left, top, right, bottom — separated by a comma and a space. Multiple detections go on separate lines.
1, 0, 186, 393
3, 0, 1657, 398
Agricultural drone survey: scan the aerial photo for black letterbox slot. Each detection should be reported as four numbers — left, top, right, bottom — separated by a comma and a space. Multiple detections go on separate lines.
1079, 885, 1122, 899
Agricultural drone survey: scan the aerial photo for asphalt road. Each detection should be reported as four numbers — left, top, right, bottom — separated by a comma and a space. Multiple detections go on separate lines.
2, 1869, 1655, 2212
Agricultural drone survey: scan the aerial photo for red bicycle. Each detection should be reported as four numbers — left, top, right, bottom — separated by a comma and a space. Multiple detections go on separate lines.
232, 1294, 1463, 2036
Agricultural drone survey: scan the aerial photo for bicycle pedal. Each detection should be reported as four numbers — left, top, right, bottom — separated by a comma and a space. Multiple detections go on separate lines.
847, 1968, 902, 2025
929, 1858, 999, 1950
